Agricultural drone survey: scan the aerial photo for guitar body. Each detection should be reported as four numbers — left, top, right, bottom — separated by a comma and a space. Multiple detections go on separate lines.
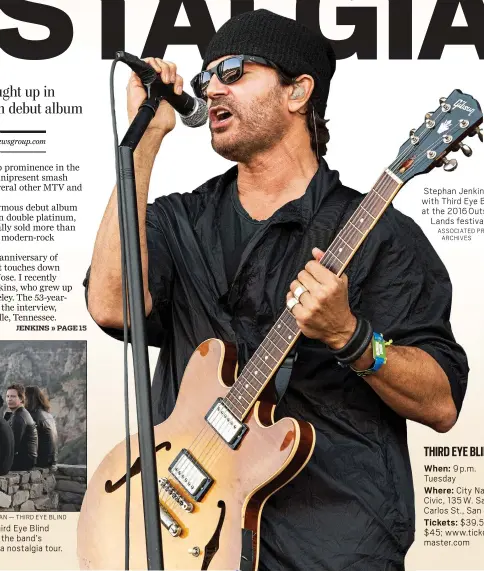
78, 339, 315, 570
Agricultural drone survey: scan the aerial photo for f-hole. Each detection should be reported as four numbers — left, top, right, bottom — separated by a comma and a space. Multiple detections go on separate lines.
105, 441, 171, 493
201, 500, 226, 570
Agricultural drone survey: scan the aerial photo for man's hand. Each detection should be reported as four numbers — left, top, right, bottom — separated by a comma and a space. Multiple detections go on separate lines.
127, 57, 184, 138
287, 247, 357, 349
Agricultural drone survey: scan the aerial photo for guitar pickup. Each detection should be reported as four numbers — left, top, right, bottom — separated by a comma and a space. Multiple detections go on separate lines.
205, 398, 248, 449
169, 449, 213, 502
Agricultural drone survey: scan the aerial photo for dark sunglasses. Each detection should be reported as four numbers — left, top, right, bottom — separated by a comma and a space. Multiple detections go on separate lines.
191, 55, 277, 100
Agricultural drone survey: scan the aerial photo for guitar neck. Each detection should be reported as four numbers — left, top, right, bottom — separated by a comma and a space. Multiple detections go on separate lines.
223, 169, 404, 421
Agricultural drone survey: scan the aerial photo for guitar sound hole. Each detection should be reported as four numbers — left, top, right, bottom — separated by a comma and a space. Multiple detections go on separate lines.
105, 441, 171, 493
201, 500, 226, 570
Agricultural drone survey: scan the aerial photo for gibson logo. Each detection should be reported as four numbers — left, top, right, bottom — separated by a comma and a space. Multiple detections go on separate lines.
453, 99, 475, 116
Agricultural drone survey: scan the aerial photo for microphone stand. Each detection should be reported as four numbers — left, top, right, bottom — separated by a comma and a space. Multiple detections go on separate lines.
117, 90, 164, 570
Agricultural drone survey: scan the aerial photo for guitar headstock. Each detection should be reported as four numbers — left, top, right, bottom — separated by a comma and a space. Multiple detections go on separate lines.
389, 89, 482, 183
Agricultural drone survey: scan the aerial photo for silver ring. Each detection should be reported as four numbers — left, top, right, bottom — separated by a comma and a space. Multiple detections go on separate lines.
286, 297, 299, 312
294, 285, 307, 302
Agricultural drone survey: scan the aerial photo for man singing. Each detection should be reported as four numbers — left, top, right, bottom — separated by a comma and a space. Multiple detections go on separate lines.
85, 10, 468, 570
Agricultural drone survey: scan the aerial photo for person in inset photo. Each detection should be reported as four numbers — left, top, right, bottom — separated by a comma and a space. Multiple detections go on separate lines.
4, 384, 38, 471
0, 394, 14, 476
25, 385, 58, 468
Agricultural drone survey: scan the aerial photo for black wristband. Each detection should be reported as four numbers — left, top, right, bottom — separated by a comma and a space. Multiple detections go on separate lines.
330, 315, 364, 358
337, 323, 373, 366
329, 315, 373, 365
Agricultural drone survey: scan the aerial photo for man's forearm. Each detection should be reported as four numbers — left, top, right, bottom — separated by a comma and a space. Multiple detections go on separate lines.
87, 133, 162, 327
286, 249, 459, 434
352, 344, 457, 433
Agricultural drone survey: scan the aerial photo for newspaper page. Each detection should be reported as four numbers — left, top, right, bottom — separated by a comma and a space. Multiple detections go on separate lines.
0, 1, 483, 570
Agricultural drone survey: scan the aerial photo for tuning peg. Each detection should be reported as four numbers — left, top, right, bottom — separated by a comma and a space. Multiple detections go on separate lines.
439, 97, 447, 104
425, 112, 433, 119
470, 125, 483, 142
409, 128, 416, 136
441, 157, 458, 172
458, 142, 473, 157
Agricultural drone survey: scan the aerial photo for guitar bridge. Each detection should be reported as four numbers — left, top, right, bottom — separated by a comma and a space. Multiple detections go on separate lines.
159, 477, 193, 512
205, 398, 248, 449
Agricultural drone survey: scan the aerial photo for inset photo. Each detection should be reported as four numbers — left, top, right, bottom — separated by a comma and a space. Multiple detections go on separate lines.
0, 340, 86, 512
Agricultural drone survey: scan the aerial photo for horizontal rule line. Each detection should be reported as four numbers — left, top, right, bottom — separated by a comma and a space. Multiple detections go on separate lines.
0, 130, 46, 133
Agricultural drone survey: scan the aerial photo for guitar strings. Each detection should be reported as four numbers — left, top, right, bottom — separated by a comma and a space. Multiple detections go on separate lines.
193, 172, 397, 470
210, 111, 463, 425
193, 310, 303, 473
195, 112, 470, 482
161, 305, 308, 508
182, 134, 447, 477
184, 173, 400, 476
184, 114, 472, 490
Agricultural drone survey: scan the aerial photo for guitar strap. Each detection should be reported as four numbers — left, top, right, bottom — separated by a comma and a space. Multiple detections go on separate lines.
273, 186, 356, 404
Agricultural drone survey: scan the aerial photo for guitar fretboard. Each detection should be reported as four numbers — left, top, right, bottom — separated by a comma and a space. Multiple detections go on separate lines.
222, 169, 402, 420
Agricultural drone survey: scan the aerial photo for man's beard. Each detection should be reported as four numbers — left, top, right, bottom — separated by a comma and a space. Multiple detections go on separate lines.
210, 86, 288, 163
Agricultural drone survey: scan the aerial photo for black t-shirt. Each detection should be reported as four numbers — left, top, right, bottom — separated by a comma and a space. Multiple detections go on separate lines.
219, 179, 266, 285
85, 161, 468, 571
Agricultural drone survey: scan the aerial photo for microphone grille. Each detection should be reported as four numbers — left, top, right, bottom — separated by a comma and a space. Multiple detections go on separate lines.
181, 98, 208, 128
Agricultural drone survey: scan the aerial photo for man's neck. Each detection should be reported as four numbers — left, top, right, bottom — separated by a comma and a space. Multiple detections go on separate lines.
9, 406, 21, 413
236, 136, 319, 221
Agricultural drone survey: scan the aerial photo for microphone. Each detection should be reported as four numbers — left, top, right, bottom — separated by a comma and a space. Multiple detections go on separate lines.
116, 51, 208, 128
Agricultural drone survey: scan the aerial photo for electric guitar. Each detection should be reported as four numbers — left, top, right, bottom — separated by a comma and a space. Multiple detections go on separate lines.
78, 90, 482, 570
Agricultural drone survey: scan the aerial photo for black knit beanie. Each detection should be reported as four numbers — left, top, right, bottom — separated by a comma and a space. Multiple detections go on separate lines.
202, 9, 336, 117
